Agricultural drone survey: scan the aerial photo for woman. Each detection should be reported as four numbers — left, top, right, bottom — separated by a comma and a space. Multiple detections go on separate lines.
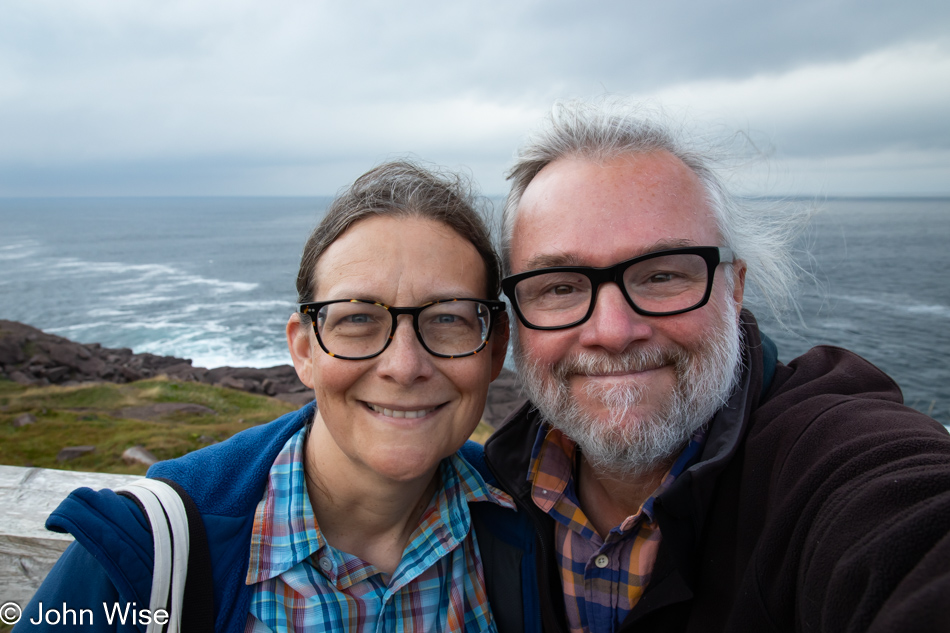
19, 161, 538, 633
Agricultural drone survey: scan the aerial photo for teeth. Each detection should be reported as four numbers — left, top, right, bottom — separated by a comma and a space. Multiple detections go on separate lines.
368, 403, 435, 419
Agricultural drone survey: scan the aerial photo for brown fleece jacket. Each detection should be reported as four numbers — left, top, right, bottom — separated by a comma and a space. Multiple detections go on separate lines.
484, 311, 950, 632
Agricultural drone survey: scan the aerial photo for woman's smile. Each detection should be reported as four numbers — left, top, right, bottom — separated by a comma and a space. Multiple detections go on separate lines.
364, 401, 445, 420
290, 214, 507, 485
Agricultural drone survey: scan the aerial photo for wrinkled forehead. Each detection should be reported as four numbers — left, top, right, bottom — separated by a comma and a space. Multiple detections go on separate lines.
509, 152, 718, 273
312, 215, 489, 301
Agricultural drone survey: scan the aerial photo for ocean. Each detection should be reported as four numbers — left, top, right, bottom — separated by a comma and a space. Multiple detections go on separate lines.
1, 196, 948, 426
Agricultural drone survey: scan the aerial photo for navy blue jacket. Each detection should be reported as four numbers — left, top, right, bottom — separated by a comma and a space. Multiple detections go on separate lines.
17, 401, 541, 633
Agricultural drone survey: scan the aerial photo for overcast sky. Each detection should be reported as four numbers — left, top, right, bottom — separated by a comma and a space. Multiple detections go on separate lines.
1, 0, 948, 197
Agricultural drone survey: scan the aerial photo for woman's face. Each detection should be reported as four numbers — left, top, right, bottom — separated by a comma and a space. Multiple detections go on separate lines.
287, 215, 507, 484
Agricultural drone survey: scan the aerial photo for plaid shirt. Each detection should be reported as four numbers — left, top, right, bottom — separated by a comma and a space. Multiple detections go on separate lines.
528, 425, 706, 633
245, 426, 515, 633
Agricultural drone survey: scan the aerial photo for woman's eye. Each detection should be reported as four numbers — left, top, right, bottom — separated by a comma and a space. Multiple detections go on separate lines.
332, 313, 376, 328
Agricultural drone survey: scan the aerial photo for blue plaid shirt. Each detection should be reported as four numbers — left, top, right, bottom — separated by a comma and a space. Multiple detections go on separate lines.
244, 426, 515, 632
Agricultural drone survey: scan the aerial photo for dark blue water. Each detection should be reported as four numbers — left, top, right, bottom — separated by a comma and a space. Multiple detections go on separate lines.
0, 197, 329, 368
754, 198, 950, 425
1, 196, 948, 425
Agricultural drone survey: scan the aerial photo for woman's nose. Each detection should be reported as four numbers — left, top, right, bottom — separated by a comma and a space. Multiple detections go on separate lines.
374, 315, 434, 384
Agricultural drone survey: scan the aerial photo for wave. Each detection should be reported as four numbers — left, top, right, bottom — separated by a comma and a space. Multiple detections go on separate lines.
135, 329, 292, 369
904, 304, 950, 318
836, 294, 950, 319
168, 300, 293, 317
15, 254, 260, 296
0, 240, 41, 261
47, 320, 291, 368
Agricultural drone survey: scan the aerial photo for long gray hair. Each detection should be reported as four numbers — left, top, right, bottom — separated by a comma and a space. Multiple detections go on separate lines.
502, 99, 808, 320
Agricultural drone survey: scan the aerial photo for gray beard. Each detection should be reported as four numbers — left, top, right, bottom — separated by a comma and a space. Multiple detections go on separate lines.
514, 307, 744, 478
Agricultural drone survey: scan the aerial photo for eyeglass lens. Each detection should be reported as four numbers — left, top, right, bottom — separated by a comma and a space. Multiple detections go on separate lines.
315, 300, 491, 358
513, 252, 712, 327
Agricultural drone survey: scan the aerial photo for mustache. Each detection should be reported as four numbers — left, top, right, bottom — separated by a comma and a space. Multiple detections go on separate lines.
550, 346, 689, 381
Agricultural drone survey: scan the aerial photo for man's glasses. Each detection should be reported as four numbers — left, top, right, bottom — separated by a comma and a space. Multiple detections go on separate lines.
501, 246, 734, 330
298, 298, 506, 360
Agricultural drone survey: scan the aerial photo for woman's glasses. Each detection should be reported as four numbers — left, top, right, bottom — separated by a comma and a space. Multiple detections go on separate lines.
298, 298, 506, 360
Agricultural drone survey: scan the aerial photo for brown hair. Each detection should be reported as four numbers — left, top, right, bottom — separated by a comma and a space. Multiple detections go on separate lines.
295, 160, 501, 311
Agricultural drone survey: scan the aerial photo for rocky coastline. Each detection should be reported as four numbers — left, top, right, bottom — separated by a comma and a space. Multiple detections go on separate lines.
0, 320, 524, 428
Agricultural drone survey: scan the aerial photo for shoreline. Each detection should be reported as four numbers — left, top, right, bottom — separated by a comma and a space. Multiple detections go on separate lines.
0, 320, 522, 428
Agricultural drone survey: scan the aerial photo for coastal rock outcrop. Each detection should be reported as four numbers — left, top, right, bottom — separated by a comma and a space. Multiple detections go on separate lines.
0, 320, 525, 428
122, 446, 159, 466
0, 319, 312, 405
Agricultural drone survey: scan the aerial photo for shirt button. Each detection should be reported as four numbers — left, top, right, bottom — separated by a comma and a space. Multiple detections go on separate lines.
319, 556, 332, 572
594, 554, 610, 569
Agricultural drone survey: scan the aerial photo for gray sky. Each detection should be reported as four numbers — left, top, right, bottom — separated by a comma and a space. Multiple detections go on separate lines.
2, 0, 948, 197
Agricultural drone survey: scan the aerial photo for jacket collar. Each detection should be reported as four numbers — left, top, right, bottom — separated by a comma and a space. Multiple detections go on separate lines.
484, 311, 768, 628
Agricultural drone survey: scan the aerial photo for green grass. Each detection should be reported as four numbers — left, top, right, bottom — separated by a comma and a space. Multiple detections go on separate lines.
0, 377, 498, 476
0, 377, 297, 475
0, 377, 496, 628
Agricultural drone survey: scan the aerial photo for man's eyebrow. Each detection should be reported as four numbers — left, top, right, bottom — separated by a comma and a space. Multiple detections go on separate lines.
648, 238, 700, 252
524, 253, 583, 269
522, 240, 703, 271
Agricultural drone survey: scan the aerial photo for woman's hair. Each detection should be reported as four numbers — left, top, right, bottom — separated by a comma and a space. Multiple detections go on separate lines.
296, 160, 501, 309
503, 98, 809, 320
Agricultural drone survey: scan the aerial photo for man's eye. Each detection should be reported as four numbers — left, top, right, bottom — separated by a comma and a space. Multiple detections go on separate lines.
551, 284, 576, 295
648, 273, 675, 284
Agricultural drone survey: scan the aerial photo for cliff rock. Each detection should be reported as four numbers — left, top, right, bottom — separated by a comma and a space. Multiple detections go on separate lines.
0, 320, 524, 428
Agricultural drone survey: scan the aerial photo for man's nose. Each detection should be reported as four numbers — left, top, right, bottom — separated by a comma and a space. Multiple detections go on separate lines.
577, 282, 653, 353
374, 315, 434, 384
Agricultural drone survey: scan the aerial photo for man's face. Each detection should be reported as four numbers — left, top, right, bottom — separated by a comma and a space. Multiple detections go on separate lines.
508, 151, 747, 475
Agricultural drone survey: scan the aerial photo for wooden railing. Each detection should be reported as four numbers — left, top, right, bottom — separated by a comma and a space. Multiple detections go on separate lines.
0, 465, 138, 608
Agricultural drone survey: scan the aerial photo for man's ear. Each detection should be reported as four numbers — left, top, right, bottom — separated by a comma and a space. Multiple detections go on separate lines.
286, 313, 316, 389
489, 311, 510, 381
732, 260, 747, 320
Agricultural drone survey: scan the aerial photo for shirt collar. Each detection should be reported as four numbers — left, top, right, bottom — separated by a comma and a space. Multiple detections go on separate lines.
247, 426, 513, 585
527, 422, 708, 529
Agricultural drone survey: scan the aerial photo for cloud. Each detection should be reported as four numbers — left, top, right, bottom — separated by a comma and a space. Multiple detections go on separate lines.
630, 40, 950, 194
0, 0, 948, 195
646, 40, 950, 153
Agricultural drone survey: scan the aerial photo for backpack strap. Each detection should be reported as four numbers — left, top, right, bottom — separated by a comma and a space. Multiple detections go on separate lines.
116, 478, 214, 633
157, 478, 215, 632
462, 440, 542, 633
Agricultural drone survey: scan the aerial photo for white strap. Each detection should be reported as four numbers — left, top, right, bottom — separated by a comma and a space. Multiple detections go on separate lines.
117, 479, 190, 633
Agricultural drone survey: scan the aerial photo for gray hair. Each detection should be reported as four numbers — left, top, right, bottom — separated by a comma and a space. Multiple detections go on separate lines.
502, 99, 807, 319
296, 160, 501, 307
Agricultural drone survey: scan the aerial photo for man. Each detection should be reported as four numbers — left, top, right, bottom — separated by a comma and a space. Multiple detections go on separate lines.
482, 101, 950, 632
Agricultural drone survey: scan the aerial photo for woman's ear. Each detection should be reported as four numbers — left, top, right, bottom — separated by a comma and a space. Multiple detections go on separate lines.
489, 311, 509, 381
286, 313, 316, 389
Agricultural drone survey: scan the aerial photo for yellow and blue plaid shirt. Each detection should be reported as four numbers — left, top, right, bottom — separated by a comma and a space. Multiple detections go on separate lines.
244, 426, 515, 632
528, 424, 706, 633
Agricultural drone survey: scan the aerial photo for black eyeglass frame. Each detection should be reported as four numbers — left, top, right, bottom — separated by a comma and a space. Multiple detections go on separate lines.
501, 246, 734, 331
298, 298, 507, 360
